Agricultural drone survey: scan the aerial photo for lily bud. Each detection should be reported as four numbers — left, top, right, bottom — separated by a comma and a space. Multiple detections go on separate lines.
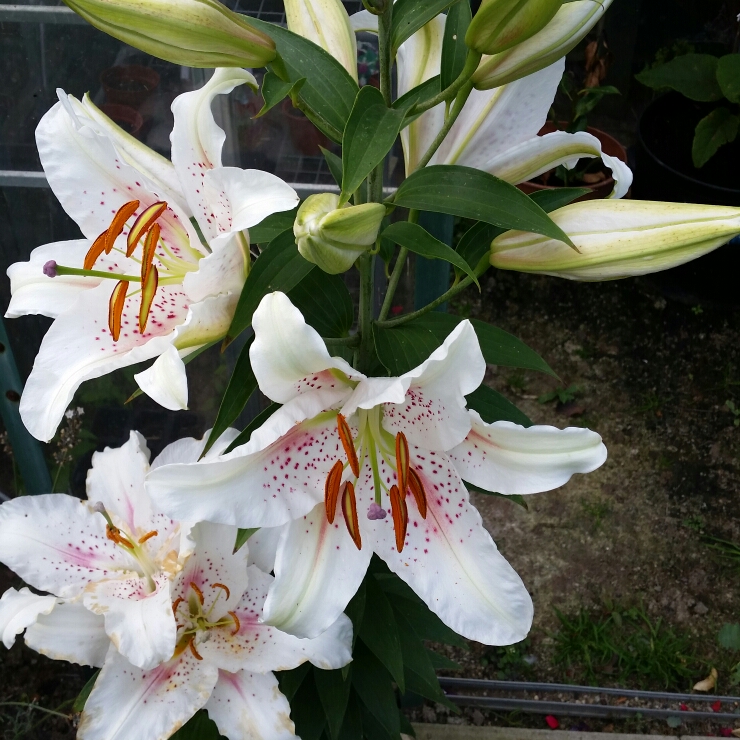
284, 0, 358, 82
490, 200, 740, 281
63, 0, 276, 69
466, 0, 564, 56
294, 194, 385, 274
473, 0, 612, 90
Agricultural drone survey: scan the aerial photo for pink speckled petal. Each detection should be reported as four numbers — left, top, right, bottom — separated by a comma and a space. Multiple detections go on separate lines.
0, 587, 56, 649
0, 495, 137, 599
448, 411, 607, 495
201, 565, 352, 672
382, 321, 485, 451
84, 572, 176, 670
366, 448, 534, 646
205, 669, 296, 740
260, 504, 371, 640
78, 645, 218, 740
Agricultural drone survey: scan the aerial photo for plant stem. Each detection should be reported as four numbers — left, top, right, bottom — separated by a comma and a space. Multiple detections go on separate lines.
0, 703, 71, 721
377, 209, 418, 321
377, 3, 394, 107
376, 274, 475, 329
357, 253, 375, 372
323, 335, 360, 348
410, 49, 481, 116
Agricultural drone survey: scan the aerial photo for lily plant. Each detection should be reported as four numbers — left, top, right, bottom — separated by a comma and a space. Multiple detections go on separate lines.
6, 68, 297, 441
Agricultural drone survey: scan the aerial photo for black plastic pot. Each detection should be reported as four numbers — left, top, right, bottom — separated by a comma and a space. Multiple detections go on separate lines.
634, 92, 740, 304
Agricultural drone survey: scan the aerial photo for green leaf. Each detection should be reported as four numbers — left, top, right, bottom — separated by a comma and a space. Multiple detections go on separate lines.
389, 592, 469, 649
223, 402, 280, 454
202, 336, 256, 457
427, 649, 462, 671
359, 573, 406, 693
227, 229, 314, 342
718, 54, 740, 103
692, 106, 739, 168
257, 71, 305, 117
233, 527, 258, 553
341, 86, 406, 203
441, 0, 472, 90
635, 54, 723, 102
392, 165, 575, 247
394, 75, 441, 125
345, 582, 367, 642
315, 667, 353, 740
320, 146, 344, 188
250, 19, 359, 140
351, 641, 400, 738
529, 187, 591, 212
287, 269, 353, 338
277, 662, 311, 702
360, 705, 396, 740
249, 209, 298, 245
290, 672, 327, 740
382, 221, 479, 286
465, 483, 529, 509
170, 711, 225, 740
338, 694, 364, 740
573, 85, 620, 121
719, 623, 740, 652
466, 385, 532, 427
391, 0, 458, 55
456, 221, 504, 279
73, 670, 99, 712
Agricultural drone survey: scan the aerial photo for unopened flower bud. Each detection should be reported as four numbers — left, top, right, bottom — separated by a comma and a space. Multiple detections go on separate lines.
285, 0, 358, 81
473, 0, 612, 90
466, 0, 564, 57
490, 200, 740, 281
63, 0, 276, 69
294, 194, 386, 275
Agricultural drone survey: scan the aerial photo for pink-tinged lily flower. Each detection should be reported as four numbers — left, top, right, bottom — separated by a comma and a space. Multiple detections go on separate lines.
77, 522, 352, 740
147, 292, 606, 644
0, 428, 240, 670
6, 68, 297, 441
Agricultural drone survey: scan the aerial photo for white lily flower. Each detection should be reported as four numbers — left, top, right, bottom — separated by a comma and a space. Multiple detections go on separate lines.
6, 68, 297, 441
77, 522, 352, 740
147, 292, 606, 644
397, 15, 631, 198
0, 428, 240, 670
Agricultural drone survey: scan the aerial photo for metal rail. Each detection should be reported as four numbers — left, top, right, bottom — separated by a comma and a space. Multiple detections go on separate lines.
0, 5, 87, 24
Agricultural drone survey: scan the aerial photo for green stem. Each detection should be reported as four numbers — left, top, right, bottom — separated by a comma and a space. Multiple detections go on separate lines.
357, 253, 375, 372
376, 274, 475, 329
377, 3, 394, 107
323, 335, 360, 348
377, 209, 418, 321
0, 703, 72, 721
410, 49, 481, 116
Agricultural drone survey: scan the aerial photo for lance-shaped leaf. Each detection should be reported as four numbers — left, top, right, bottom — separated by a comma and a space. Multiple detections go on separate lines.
341, 87, 406, 203
441, 0, 473, 90
320, 146, 344, 188
718, 54, 740, 104
287, 269, 354, 338
466, 384, 532, 427
314, 666, 353, 740
635, 53, 723, 103
692, 107, 739, 168
351, 641, 400, 739
382, 220, 479, 285
391, 0, 458, 55
257, 71, 305, 117
248, 208, 299, 245
391, 165, 575, 247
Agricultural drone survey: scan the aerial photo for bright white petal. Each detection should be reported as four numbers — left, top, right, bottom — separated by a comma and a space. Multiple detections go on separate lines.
182, 235, 248, 302
0, 587, 56, 649
135, 346, 189, 411
0, 495, 135, 598
251, 291, 359, 404
78, 646, 218, 740
366, 449, 534, 646
382, 321, 485, 450
341, 376, 408, 418
449, 412, 607, 495
261, 505, 371, 640
173, 294, 240, 354
84, 573, 176, 670
25, 600, 109, 667
246, 527, 281, 573
150, 427, 241, 470
349, 9, 378, 33
206, 670, 296, 740
602, 151, 633, 199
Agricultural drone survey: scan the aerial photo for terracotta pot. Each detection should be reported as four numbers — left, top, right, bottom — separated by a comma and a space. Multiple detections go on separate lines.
517, 122, 629, 201
101, 65, 160, 109
282, 98, 330, 156
99, 103, 143, 138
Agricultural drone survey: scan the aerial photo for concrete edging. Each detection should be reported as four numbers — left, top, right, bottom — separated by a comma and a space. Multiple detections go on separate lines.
409, 724, 714, 739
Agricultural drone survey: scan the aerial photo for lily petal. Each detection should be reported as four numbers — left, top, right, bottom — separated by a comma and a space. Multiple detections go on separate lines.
205, 670, 296, 740
349, 9, 379, 33
182, 234, 248, 302
150, 428, 241, 470
135, 345, 189, 411
449, 412, 607, 495
78, 646, 218, 740
0, 587, 56, 649
246, 527, 281, 573
25, 600, 109, 667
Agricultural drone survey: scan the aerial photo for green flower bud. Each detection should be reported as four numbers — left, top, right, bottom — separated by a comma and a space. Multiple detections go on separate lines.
295, 194, 386, 275
490, 200, 740, 281
63, 0, 276, 69
472, 0, 612, 90
466, 0, 564, 57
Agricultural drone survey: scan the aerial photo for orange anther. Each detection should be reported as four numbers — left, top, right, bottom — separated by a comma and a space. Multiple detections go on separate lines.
84, 230, 109, 271
211, 583, 231, 600
138, 265, 158, 334
105, 524, 134, 549
337, 414, 360, 478
324, 459, 344, 524
395, 432, 410, 496
341, 481, 362, 550
138, 530, 158, 544
389, 484, 408, 553
141, 223, 160, 286
228, 611, 241, 636
190, 582, 204, 605
188, 636, 203, 661
105, 200, 140, 254
108, 280, 129, 341
407, 467, 428, 520
127, 201, 167, 257
172, 597, 184, 616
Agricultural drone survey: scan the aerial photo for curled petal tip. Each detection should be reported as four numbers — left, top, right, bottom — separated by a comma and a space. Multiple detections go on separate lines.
43, 260, 57, 278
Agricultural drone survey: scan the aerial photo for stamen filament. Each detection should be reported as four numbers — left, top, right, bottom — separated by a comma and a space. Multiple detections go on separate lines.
138, 530, 158, 544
